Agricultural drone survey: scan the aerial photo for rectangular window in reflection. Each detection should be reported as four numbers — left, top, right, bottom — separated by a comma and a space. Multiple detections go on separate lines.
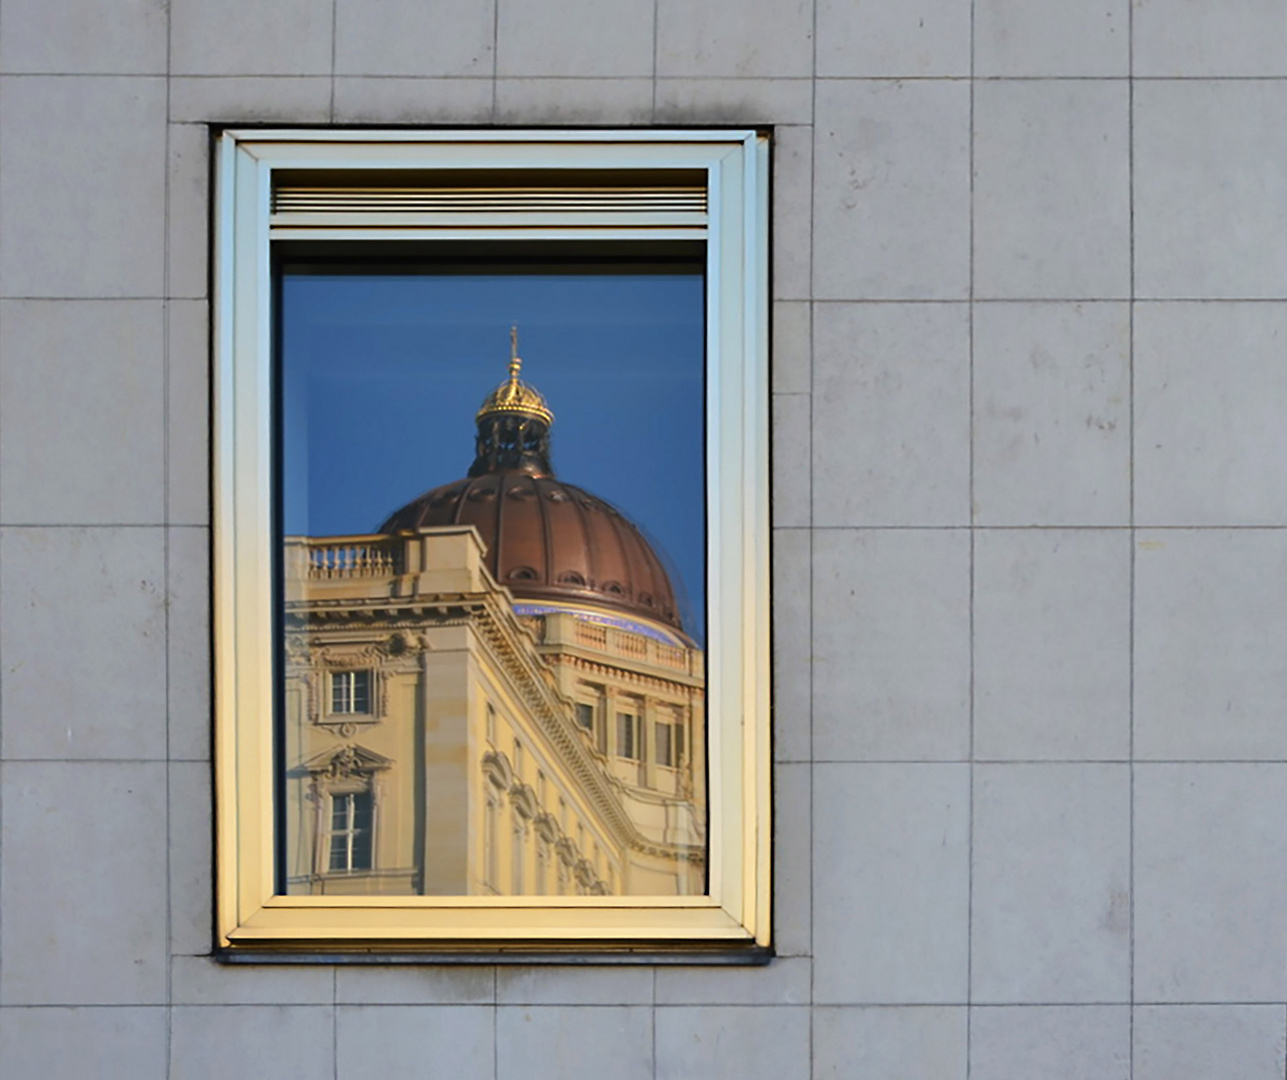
279, 256, 708, 898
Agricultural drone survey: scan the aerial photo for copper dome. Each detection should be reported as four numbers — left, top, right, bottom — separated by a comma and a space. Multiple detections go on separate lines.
378, 331, 684, 633
379, 471, 683, 631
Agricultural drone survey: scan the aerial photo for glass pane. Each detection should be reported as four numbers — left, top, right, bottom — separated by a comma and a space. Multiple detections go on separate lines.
331, 795, 349, 831
351, 830, 373, 871
352, 791, 373, 830
616, 713, 636, 760
351, 672, 371, 714
330, 673, 349, 714
328, 835, 349, 871
656, 722, 673, 767
279, 256, 707, 897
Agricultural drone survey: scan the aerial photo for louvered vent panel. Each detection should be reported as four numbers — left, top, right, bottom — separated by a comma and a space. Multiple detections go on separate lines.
272, 186, 707, 216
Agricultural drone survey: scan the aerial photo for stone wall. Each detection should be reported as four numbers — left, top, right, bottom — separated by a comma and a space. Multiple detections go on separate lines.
1, 0, 1285, 1076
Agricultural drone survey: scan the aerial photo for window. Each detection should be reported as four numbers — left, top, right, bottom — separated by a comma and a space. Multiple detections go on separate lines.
616, 712, 638, 760
327, 791, 373, 872
215, 129, 769, 955
656, 721, 674, 768
329, 670, 371, 715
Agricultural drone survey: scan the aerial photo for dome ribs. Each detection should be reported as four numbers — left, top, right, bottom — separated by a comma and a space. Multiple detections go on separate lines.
377, 471, 684, 632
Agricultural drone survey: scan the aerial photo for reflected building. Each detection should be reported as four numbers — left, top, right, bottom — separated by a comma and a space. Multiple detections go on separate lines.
282, 339, 706, 896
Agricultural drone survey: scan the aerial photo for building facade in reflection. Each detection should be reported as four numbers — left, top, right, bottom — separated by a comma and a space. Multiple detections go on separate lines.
282, 341, 706, 896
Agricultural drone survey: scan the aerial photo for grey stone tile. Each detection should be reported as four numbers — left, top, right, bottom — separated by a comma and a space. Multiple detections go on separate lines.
333, 77, 495, 124
1135, 530, 1287, 760
813, 1006, 968, 1079
0, 76, 165, 298
168, 527, 211, 762
813, 531, 970, 762
0, 300, 164, 526
813, 764, 970, 1003
813, 80, 970, 300
497, 966, 652, 1005
335, 0, 494, 76
170, 0, 333, 75
168, 300, 210, 526
656, 0, 815, 77
337, 1006, 495, 1080
496, 1006, 652, 1080
0, 0, 166, 74
773, 530, 811, 763
971, 765, 1131, 1003
970, 1006, 1130, 1080
1, 762, 167, 1004
654, 79, 813, 125
1136, 302, 1287, 526
813, 302, 970, 527
169, 762, 213, 957
167, 127, 210, 301
773, 763, 811, 957
772, 300, 810, 395
171, 956, 334, 1005
1134, 80, 1287, 300
0, 1006, 167, 1080
497, 0, 653, 77
1, 528, 166, 760
170, 1006, 334, 1079
974, 80, 1130, 299
772, 125, 813, 302
1134, 0, 1287, 76
495, 78, 653, 125
973, 301, 1131, 526
1134, 764, 1287, 1002
975, 0, 1128, 76
974, 530, 1131, 761
336, 966, 495, 1005
655, 1006, 810, 1080
655, 956, 810, 1005
817, 0, 971, 76
1134, 1005, 1287, 1080
772, 394, 811, 528
169, 76, 333, 124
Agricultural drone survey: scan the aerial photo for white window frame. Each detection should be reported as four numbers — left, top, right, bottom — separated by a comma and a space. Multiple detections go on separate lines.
328, 669, 371, 716
214, 128, 770, 955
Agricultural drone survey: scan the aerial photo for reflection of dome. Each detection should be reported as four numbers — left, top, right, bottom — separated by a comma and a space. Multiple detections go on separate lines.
379, 472, 683, 631
379, 329, 684, 633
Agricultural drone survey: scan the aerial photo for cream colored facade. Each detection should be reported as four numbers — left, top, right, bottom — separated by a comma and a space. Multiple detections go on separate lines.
282, 526, 706, 897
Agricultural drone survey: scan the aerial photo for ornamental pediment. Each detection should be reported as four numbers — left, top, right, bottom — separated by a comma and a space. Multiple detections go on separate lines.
296, 743, 393, 780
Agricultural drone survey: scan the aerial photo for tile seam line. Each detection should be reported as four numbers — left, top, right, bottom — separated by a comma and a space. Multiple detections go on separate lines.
967, 0, 978, 1066
163, 0, 175, 1055
19, 296, 1287, 303
1127, 3, 1137, 1076
809, 0, 820, 1048
27, 999, 1287, 1008
4, 73, 1287, 81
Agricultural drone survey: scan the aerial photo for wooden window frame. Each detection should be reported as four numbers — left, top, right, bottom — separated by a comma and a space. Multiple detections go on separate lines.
214, 128, 770, 957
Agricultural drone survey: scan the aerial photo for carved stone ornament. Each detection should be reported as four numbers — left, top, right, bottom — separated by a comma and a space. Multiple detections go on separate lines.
509, 782, 539, 820
533, 811, 561, 845
481, 749, 514, 791
300, 743, 393, 782
555, 836, 579, 867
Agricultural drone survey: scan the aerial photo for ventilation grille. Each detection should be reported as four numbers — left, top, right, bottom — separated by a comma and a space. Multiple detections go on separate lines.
272, 186, 707, 216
